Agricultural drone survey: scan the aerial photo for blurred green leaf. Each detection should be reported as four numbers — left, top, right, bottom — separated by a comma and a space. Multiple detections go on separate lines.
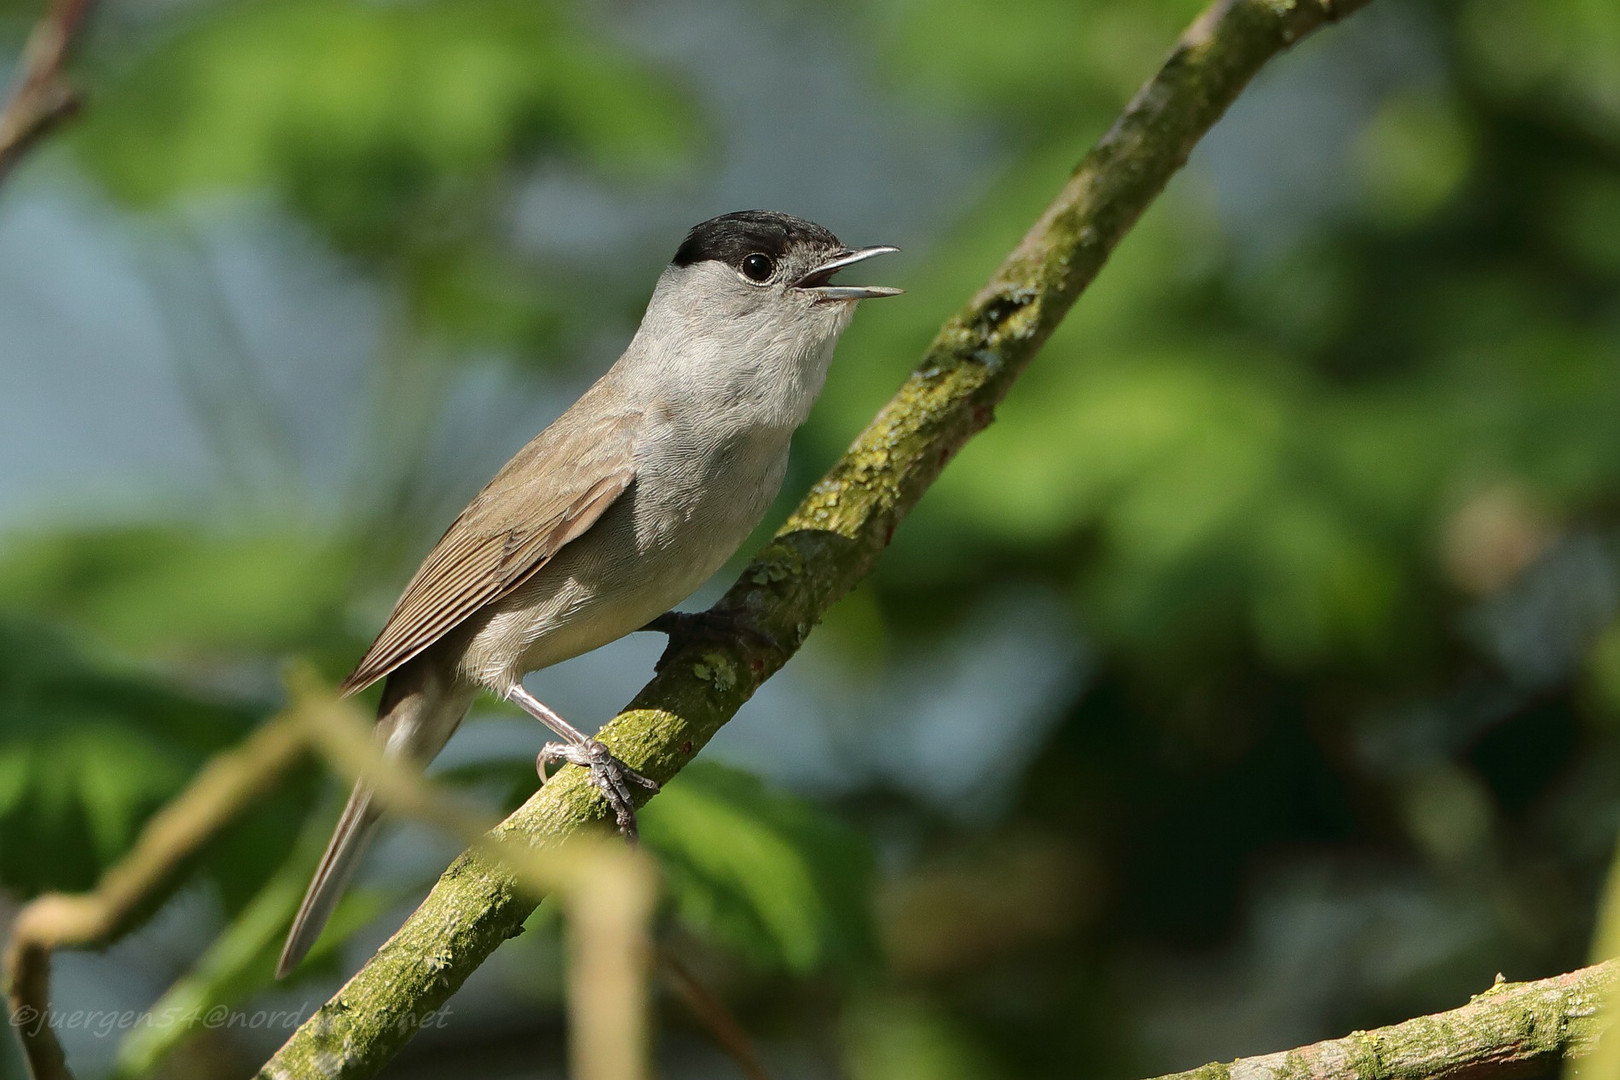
640, 762, 878, 976
1549, 170, 1620, 276
75, 0, 695, 250
864, 0, 1203, 125
68, 0, 699, 351
1354, 91, 1476, 225
0, 619, 259, 895
0, 525, 353, 657
842, 994, 1001, 1080
1462, 0, 1620, 136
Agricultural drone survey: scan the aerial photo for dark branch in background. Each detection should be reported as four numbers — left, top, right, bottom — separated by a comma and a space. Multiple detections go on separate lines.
259, 1, 1376, 1076
660, 949, 775, 1080
3, 715, 310, 1080
1151, 964, 1615, 1080
0, 0, 93, 185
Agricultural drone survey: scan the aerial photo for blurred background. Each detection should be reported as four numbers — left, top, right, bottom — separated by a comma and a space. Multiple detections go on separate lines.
3, 0, 1620, 1076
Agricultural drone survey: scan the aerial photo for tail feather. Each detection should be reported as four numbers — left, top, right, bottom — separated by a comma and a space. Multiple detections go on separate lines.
276, 783, 378, 978
276, 662, 476, 979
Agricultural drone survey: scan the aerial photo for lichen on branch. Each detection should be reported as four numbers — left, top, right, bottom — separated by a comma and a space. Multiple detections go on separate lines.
1150, 963, 1615, 1080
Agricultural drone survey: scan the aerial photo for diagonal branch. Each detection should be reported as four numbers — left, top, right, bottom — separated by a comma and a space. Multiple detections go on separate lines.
1147, 964, 1616, 1080
660, 949, 775, 1080
0, 0, 94, 185
260, 1, 1374, 1076
3, 677, 660, 1080
4, 712, 311, 1080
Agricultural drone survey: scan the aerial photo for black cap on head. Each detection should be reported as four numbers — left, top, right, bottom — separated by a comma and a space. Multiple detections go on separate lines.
672, 210, 841, 270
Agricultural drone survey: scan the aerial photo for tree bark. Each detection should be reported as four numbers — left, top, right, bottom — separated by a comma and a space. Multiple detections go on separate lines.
1148, 964, 1615, 1080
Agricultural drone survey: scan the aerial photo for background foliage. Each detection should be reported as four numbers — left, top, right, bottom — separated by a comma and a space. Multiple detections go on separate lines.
3, 0, 1620, 1076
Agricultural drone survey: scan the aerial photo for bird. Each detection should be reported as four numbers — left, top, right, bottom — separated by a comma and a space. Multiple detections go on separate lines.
276, 209, 901, 977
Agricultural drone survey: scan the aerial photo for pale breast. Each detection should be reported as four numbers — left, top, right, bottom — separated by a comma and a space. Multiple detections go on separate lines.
455, 417, 794, 693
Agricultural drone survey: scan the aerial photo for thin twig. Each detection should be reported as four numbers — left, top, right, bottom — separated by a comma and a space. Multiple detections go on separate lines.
1149, 964, 1616, 1080
567, 854, 657, 1080
0, 0, 94, 185
258, 1, 1379, 1077
661, 949, 774, 1080
3, 712, 311, 1080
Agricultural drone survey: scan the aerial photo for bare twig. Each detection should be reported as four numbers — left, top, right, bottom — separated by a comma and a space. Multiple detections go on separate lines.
1150, 964, 1616, 1080
3, 712, 310, 1080
567, 853, 657, 1080
661, 950, 774, 1080
0, 0, 94, 185
259, 1, 1378, 1077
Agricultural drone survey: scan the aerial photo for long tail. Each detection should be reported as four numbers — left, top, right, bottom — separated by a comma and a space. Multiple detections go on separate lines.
276, 779, 378, 978
276, 664, 475, 978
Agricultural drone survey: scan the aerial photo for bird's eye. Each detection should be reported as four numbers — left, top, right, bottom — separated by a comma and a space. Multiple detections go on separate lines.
741, 253, 774, 282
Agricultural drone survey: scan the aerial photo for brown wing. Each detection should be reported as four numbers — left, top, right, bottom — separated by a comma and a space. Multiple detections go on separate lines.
338, 400, 639, 696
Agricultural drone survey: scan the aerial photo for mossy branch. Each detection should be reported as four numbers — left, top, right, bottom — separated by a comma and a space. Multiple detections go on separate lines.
1150, 964, 1616, 1080
259, 1, 1373, 1076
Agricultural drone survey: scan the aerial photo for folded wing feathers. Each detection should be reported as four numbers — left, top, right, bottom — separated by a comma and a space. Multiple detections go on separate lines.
338, 410, 638, 697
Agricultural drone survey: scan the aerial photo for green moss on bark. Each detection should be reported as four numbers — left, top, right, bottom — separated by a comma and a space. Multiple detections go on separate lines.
1147, 964, 1616, 1080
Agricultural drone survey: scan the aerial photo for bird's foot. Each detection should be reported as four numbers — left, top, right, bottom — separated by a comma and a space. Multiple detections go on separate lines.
538, 738, 660, 841
508, 684, 658, 840
641, 608, 783, 671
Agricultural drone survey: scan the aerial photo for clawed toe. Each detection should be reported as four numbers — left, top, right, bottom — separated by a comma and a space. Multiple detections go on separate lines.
537, 739, 658, 841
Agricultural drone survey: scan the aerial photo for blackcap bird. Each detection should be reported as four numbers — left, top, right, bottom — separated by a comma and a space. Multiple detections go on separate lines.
277, 210, 901, 976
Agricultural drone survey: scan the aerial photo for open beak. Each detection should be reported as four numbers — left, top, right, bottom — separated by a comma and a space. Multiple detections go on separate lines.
794, 245, 904, 300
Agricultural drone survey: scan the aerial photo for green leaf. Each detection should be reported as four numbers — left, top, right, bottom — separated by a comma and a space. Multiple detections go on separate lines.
73, 0, 697, 254
0, 619, 254, 894
842, 994, 1001, 1080
0, 525, 353, 657
639, 762, 878, 976
0, 618, 315, 910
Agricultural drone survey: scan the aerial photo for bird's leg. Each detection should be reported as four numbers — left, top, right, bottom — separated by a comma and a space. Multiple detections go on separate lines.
640, 608, 783, 671
507, 684, 658, 841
